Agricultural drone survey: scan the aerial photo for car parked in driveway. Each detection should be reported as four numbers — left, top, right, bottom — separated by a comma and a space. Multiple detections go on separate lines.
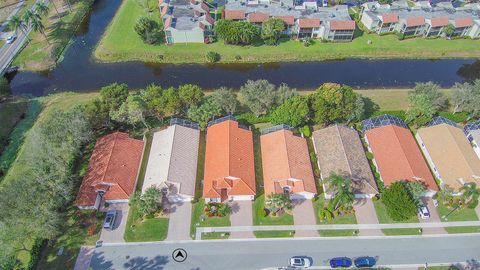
330, 257, 352, 268
103, 210, 117, 230
354, 256, 376, 268
288, 256, 312, 268
418, 205, 430, 219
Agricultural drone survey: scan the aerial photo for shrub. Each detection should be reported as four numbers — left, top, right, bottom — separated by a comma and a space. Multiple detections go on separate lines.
236, 112, 270, 124
299, 125, 311, 137
382, 182, 417, 221
134, 17, 164, 44
438, 111, 469, 123
206, 51, 220, 63
302, 37, 314, 47
235, 55, 242, 61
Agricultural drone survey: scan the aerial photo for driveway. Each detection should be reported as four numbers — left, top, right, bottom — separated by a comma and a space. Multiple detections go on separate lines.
230, 200, 254, 238
419, 197, 447, 235
99, 203, 129, 243
292, 199, 319, 237
353, 198, 384, 236
166, 201, 192, 241
74, 246, 94, 270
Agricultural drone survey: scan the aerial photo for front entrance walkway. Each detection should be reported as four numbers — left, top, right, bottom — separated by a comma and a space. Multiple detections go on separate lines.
353, 199, 384, 236
420, 197, 447, 235
166, 201, 192, 241
292, 199, 319, 237
230, 200, 254, 239
99, 203, 129, 243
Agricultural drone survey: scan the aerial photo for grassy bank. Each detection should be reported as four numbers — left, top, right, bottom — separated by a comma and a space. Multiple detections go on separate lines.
13, 0, 95, 71
95, 0, 480, 64
0, 98, 28, 153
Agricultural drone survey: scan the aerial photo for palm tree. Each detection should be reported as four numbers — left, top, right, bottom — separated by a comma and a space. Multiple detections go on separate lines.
460, 182, 480, 208
29, 13, 50, 44
22, 9, 34, 26
265, 193, 293, 215
8, 15, 30, 41
35, 2, 50, 17
325, 172, 355, 212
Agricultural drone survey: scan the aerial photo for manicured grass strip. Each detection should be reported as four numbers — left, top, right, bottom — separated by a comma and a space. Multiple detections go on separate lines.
373, 199, 421, 236
253, 195, 294, 238
190, 200, 231, 240
312, 197, 358, 237
95, 0, 480, 64
436, 200, 480, 234
124, 204, 169, 242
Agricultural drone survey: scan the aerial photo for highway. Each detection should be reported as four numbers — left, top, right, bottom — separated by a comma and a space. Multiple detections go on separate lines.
89, 234, 480, 270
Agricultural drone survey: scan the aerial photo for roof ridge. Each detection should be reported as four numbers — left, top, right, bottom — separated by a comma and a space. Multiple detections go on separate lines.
336, 125, 354, 177
391, 125, 417, 180
445, 124, 476, 178
227, 121, 232, 178
115, 182, 130, 198
165, 125, 177, 189
98, 132, 121, 185
282, 130, 295, 180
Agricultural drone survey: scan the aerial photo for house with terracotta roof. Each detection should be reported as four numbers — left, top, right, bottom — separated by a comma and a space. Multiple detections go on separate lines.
142, 119, 200, 202
312, 125, 378, 199
160, 0, 214, 44
203, 117, 256, 202
425, 16, 449, 37
260, 126, 316, 200
464, 119, 480, 159
416, 117, 480, 194
76, 132, 145, 210
399, 15, 426, 36
362, 115, 438, 196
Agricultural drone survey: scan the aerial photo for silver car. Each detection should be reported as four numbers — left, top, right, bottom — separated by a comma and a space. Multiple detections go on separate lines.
289, 256, 313, 268
103, 210, 117, 230
418, 205, 430, 219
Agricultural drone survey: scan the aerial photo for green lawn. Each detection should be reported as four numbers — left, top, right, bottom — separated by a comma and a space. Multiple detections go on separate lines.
313, 197, 358, 237
96, 0, 480, 64
373, 200, 422, 236
437, 201, 480, 234
124, 204, 169, 242
190, 200, 231, 240
252, 195, 295, 238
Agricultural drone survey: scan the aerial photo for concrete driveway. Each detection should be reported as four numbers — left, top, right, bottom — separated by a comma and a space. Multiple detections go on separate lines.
166, 201, 192, 241
353, 198, 384, 236
74, 246, 95, 270
230, 200, 254, 238
292, 199, 319, 237
99, 203, 129, 243
420, 197, 447, 235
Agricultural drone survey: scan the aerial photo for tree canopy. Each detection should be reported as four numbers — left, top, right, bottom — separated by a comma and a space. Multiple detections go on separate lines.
261, 18, 285, 45
450, 80, 480, 119
214, 19, 259, 45
381, 182, 417, 221
310, 83, 358, 125
269, 95, 309, 127
211, 87, 238, 115
187, 96, 222, 129
134, 17, 164, 44
239, 80, 278, 117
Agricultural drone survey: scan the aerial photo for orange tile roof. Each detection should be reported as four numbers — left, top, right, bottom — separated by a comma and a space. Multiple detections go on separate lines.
224, 10, 246, 20
406, 16, 425, 27
76, 132, 144, 207
381, 12, 399, 24
365, 125, 438, 191
261, 129, 316, 196
248, 12, 270, 23
203, 120, 256, 198
298, 18, 321, 28
455, 17, 473, 28
330, 20, 356, 30
276, 16, 295, 25
430, 16, 449, 27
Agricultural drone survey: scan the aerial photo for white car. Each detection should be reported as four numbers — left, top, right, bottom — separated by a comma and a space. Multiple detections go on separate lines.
289, 256, 313, 268
6, 35, 16, 44
418, 205, 430, 219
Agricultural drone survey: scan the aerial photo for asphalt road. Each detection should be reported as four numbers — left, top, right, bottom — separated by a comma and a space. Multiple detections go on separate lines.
89, 234, 480, 270
0, 28, 26, 73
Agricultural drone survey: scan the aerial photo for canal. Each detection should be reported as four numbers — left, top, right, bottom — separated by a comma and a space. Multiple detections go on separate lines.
9, 0, 480, 96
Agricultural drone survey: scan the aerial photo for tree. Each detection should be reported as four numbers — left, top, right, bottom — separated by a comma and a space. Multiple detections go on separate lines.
214, 20, 259, 45
134, 17, 163, 44
460, 182, 480, 209
239, 80, 277, 117
0, 77, 11, 98
444, 23, 455, 38
100, 83, 129, 112
264, 193, 293, 215
347, 95, 366, 123
178, 84, 204, 112
261, 18, 285, 45
130, 186, 163, 217
35, 2, 49, 17
275, 83, 297, 105
110, 94, 149, 128
269, 96, 309, 127
22, 9, 34, 26
381, 182, 417, 221
310, 83, 358, 125
84, 98, 110, 129
211, 87, 238, 114
8, 15, 30, 41
187, 96, 222, 129
160, 87, 182, 116
324, 172, 355, 212
410, 82, 447, 111
406, 180, 426, 206
29, 12, 49, 44
141, 83, 165, 120
405, 93, 436, 127
450, 80, 480, 119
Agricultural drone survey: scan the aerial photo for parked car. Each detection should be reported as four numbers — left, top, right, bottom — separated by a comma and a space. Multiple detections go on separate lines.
322, 0, 328, 6
354, 256, 376, 268
288, 256, 313, 268
330, 257, 352, 268
103, 210, 117, 230
418, 205, 430, 219
6, 35, 16, 44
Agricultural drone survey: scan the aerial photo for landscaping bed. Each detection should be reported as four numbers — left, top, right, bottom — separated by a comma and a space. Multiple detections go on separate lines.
253, 195, 295, 238
190, 200, 231, 240
313, 196, 358, 237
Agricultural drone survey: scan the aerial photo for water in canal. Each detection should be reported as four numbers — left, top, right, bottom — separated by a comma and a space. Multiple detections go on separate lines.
9, 0, 480, 96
